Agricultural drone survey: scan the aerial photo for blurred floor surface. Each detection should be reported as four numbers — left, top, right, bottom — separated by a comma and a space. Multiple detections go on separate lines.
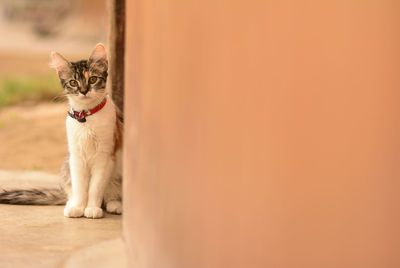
0, 170, 125, 268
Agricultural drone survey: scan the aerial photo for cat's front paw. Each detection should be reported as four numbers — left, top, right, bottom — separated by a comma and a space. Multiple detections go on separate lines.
64, 205, 85, 218
106, 200, 122, 214
84, 207, 103, 219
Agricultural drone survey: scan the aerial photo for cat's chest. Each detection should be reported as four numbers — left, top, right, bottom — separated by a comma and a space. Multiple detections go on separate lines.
72, 124, 96, 143
65, 100, 116, 157
67, 119, 103, 155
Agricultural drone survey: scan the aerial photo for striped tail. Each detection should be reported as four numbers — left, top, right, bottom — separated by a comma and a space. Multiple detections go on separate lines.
0, 188, 67, 205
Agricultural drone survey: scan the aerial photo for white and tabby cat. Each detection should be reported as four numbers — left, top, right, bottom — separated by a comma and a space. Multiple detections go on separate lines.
0, 44, 123, 219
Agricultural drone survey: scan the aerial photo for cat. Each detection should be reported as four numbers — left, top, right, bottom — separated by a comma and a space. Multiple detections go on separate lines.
0, 44, 123, 219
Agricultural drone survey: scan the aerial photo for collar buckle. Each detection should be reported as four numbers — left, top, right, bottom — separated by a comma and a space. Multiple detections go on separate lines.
68, 111, 87, 123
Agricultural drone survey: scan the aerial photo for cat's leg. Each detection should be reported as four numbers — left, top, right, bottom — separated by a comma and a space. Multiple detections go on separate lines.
84, 154, 114, 219
64, 154, 89, 218
104, 175, 122, 214
105, 200, 122, 214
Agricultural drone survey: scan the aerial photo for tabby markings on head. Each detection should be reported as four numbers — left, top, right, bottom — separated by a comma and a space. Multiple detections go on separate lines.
59, 60, 108, 96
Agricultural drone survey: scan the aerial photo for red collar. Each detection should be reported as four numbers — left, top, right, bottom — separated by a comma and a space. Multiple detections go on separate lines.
68, 97, 107, 123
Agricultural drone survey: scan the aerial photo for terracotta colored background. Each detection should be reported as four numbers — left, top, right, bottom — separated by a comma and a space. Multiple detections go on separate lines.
124, 1, 400, 267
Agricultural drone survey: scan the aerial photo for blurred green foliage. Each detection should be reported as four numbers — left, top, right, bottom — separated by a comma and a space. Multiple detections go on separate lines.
0, 75, 62, 108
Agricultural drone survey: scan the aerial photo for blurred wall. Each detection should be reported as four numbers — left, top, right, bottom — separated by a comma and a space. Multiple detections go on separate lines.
124, 1, 400, 267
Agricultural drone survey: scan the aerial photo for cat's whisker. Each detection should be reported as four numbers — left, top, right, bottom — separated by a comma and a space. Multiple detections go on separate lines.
51, 92, 68, 103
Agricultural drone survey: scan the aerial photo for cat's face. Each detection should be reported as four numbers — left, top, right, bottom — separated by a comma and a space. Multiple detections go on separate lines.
51, 44, 108, 105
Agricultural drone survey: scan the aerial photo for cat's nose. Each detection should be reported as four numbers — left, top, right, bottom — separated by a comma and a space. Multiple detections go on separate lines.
80, 90, 88, 96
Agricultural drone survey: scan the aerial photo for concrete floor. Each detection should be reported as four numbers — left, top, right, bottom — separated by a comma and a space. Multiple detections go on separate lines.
0, 170, 125, 268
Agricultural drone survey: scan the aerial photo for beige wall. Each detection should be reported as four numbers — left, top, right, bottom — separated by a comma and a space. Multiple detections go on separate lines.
124, 1, 400, 267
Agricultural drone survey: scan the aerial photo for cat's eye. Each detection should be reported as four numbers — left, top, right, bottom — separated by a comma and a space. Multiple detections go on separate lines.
69, 80, 78, 87
88, 76, 98, 84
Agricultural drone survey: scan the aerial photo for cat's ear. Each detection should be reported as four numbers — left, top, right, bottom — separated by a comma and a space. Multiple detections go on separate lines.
88, 43, 108, 72
50, 52, 70, 75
